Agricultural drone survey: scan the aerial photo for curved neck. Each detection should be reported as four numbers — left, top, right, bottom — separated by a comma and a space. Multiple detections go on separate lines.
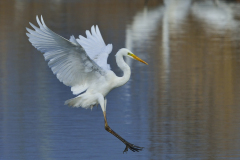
115, 52, 131, 87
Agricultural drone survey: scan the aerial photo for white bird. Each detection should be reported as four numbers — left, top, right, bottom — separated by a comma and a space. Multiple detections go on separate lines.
26, 15, 147, 153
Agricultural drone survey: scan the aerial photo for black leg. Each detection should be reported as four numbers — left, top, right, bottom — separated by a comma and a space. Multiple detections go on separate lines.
103, 111, 143, 153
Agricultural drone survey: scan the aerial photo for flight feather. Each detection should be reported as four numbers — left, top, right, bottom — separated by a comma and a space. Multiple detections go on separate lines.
26, 15, 106, 95
76, 25, 112, 70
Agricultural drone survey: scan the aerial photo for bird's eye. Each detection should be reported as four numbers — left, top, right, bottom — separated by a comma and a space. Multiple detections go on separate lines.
127, 53, 131, 56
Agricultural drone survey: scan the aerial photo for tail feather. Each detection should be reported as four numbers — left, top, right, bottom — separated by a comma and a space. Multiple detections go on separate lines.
64, 97, 82, 107
64, 94, 98, 109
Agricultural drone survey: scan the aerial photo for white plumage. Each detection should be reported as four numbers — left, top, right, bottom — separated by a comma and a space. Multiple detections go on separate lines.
26, 15, 147, 110
26, 15, 147, 153
77, 25, 113, 70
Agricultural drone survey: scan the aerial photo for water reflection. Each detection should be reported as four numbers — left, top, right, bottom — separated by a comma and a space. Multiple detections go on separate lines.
1, 0, 240, 160
192, 0, 239, 32
127, 0, 240, 159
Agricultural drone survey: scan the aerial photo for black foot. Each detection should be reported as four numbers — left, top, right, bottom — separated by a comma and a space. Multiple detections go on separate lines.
123, 143, 143, 153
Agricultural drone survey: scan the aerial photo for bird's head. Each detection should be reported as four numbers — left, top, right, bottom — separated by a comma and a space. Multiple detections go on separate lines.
119, 48, 148, 65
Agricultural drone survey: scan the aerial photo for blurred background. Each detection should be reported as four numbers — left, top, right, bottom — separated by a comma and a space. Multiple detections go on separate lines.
1, 0, 240, 159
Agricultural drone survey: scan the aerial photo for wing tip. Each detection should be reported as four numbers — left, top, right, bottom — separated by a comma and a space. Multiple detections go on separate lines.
36, 15, 39, 21
95, 25, 99, 31
26, 33, 30, 37
26, 27, 30, 32
29, 22, 34, 26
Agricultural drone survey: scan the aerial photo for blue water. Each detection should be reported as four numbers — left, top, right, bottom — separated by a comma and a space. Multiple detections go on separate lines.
1, 0, 240, 159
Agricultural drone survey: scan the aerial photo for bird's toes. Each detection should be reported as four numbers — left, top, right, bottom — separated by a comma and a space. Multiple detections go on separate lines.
123, 143, 143, 153
123, 145, 129, 153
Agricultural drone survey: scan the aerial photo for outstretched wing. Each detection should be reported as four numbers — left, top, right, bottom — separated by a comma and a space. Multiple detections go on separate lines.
26, 15, 106, 95
76, 26, 113, 70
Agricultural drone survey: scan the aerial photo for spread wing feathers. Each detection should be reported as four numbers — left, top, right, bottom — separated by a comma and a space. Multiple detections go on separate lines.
26, 15, 106, 95
76, 25, 113, 70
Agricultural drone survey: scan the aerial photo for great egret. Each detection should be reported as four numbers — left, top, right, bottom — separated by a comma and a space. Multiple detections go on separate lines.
26, 16, 147, 153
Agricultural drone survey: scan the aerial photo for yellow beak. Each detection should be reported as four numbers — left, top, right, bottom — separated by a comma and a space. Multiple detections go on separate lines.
132, 54, 148, 65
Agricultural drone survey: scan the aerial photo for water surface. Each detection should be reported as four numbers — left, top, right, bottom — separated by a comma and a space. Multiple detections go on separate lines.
1, 0, 240, 159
